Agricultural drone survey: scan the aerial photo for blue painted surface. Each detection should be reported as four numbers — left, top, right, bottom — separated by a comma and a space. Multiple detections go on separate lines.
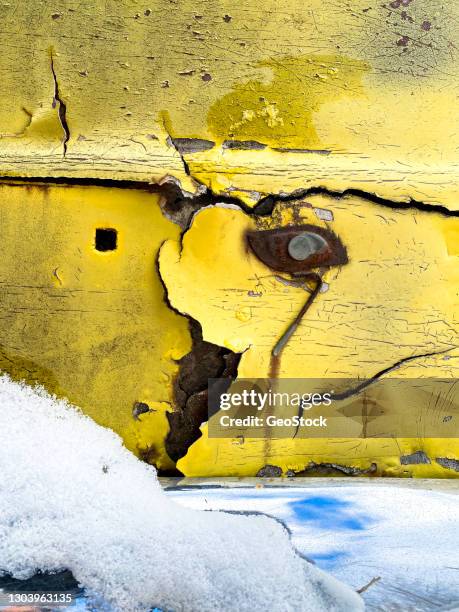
287, 493, 373, 570
288, 495, 371, 532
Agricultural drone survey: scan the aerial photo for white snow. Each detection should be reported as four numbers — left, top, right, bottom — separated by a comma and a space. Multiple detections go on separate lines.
0, 375, 363, 612
169, 484, 459, 610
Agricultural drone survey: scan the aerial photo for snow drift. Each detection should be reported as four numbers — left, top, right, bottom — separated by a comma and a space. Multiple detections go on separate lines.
0, 375, 363, 611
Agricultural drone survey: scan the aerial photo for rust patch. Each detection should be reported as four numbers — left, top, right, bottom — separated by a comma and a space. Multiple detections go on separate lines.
132, 401, 154, 421
400, 451, 431, 465
272, 272, 323, 361
436, 457, 459, 472
288, 462, 378, 477
256, 464, 282, 477
166, 319, 240, 462
396, 35, 410, 47
268, 354, 281, 380
246, 225, 348, 274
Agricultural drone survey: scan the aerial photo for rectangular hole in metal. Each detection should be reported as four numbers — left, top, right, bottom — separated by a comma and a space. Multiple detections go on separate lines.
95, 228, 117, 252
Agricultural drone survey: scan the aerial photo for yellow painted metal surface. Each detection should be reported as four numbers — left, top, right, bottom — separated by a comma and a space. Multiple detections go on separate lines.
159, 199, 459, 476
0, 1, 458, 476
0, 183, 190, 471
0, 1, 457, 209
160, 200, 457, 366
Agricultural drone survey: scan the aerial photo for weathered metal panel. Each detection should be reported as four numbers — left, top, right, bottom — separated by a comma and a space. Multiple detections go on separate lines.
0, 0, 457, 476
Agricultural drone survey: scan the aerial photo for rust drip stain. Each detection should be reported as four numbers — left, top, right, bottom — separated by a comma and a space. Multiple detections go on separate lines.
265, 275, 323, 452
246, 223, 348, 450
272, 272, 323, 360
268, 273, 323, 377
246, 223, 347, 373
268, 354, 281, 381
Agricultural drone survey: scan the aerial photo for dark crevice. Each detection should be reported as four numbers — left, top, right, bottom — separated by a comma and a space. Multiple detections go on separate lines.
287, 462, 378, 477
165, 319, 241, 463
252, 186, 459, 218
50, 53, 70, 157
293, 347, 456, 440
0, 177, 456, 226
158, 120, 253, 227
161, 126, 457, 222
0, 177, 248, 230
171, 138, 215, 154
158, 180, 247, 229
155, 238, 242, 467
332, 347, 455, 402
0, 176, 162, 189
166, 135, 191, 176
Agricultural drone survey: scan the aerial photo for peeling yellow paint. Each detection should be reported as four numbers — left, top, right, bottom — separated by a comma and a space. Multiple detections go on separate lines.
0, 183, 191, 471
0, 1, 457, 209
207, 55, 369, 148
159, 199, 458, 477
160, 199, 458, 377
0, 0, 458, 478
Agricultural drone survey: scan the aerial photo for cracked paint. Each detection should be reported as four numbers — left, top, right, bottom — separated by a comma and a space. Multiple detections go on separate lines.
159, 195, 458, 477
160, 196, 457, 377
0, 180, 457, 476
0, 1, 457, 209
50, 51, 70, 157
0, 183, 191, 471
0, 0, 458, 478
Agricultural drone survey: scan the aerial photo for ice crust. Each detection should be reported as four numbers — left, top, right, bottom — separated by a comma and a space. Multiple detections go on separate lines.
0, 376, 363, 611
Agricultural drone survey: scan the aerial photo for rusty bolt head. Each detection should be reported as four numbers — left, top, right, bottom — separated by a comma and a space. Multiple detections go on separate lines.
246, 225, 348, 274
